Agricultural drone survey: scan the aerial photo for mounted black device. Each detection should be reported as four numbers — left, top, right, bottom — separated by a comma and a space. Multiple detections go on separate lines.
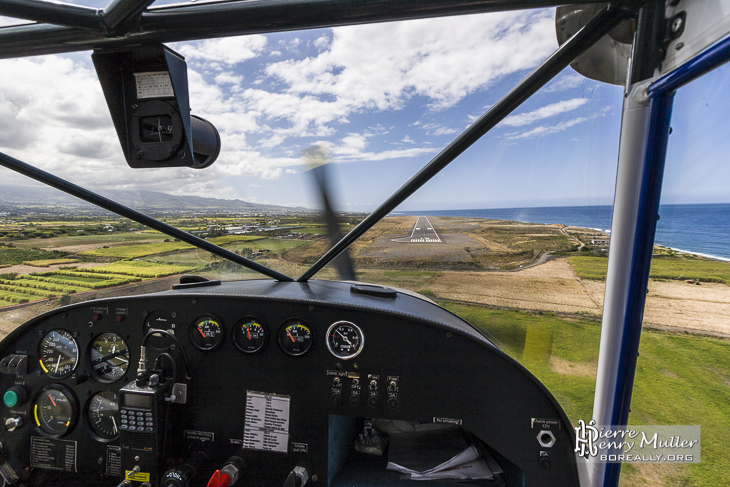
92, 44, 221, 169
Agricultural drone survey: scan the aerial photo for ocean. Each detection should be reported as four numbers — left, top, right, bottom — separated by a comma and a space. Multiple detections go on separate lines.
401, 203, 730, 261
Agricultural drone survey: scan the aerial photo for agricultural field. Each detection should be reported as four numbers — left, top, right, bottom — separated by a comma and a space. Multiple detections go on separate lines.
0, 261, 200, 307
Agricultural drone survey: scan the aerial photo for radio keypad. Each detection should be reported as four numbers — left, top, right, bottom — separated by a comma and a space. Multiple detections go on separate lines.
120, 409, 155, 431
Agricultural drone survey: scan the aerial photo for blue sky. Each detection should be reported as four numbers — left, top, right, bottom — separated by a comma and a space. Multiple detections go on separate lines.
0, 4, 728, 212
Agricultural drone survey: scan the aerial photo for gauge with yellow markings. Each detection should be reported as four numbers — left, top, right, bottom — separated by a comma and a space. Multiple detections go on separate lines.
39, 329, 79, 379
189, 315, 224, 351
34, 385, 77, 437
278, 319, 313, 356
232, 317, 267, 353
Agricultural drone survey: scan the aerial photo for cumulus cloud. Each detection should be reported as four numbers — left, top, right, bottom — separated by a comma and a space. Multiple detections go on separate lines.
176, 35, 267, 66
321, 132, 437, 163
260, 10, 555, 137
0, 10, 562, 198
501, 98, 588, 127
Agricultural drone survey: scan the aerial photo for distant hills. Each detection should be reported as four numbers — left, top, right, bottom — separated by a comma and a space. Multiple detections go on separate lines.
0, 185, 305, 214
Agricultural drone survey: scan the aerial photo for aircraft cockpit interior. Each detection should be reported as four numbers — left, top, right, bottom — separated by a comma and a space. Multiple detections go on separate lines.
0, 0, 728, 487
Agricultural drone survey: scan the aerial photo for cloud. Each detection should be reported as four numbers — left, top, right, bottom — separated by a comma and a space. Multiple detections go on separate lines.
505, 115, 597, 140
544, 73, 585, 92
259, 10, 555, 137
176, 35, 267, 66
402, 135, 415, 144
501, 98, 588, 127
214, 72, 243, 86
321, 132, 438, 163
417, 122, 458, 136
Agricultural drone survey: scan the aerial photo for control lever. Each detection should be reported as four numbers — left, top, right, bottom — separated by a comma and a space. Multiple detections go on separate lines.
206, 456, 245, 487
161, 451, 208, 487
283, 466, 309, 487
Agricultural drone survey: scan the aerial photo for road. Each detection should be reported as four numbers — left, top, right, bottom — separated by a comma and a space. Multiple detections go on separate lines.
392, 216, 442, 243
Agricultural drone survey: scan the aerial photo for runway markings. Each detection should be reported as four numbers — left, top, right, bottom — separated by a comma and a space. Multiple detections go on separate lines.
392, 216, 442, 243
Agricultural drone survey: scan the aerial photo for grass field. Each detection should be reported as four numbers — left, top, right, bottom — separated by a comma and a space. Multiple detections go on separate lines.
442, 301, 730, 487
570, 255, 730, 284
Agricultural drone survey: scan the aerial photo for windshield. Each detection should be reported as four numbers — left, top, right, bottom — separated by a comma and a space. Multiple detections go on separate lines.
0, 6, 729, 486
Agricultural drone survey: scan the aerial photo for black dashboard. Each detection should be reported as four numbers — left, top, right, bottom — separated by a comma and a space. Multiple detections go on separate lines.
0, 279, 582, 487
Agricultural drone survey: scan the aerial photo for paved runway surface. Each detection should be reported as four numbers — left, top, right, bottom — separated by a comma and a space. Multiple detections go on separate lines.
392, 216, 442, 243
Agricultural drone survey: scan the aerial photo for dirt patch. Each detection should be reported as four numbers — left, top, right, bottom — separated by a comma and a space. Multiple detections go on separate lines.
549, 356, 597, 377
659, 369, 680, 379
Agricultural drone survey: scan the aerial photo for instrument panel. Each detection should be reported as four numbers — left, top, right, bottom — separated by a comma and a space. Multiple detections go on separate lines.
0, 279, 582, 487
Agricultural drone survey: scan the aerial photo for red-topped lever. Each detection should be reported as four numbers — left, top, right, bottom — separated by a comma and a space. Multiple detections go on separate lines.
207, 456, 246, 487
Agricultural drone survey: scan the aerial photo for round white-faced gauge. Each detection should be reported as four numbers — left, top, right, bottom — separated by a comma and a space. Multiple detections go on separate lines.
326, 321, 364, 360
38, 330, 79, 379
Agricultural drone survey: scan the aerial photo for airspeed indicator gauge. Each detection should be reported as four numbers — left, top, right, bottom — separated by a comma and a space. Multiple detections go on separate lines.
326, 321, 364, 360
39, 330, 79, 379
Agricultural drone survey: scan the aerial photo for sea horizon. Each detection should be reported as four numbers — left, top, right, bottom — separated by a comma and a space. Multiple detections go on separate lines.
398, 203, 730, 261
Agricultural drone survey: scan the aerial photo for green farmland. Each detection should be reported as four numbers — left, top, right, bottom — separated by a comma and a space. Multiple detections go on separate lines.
0, 261, 200, 307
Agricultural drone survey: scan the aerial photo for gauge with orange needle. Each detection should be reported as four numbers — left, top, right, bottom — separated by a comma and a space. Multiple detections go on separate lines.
189, 315, 224, 351
278, 319, 313, 356
232, 317, 267, 354
34, 385, 77, 437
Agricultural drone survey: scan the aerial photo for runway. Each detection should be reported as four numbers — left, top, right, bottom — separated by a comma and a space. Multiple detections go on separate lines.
392, 216, 442, 243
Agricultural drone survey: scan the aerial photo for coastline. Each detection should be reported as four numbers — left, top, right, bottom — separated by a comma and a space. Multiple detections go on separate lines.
401, 205, 730, 262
